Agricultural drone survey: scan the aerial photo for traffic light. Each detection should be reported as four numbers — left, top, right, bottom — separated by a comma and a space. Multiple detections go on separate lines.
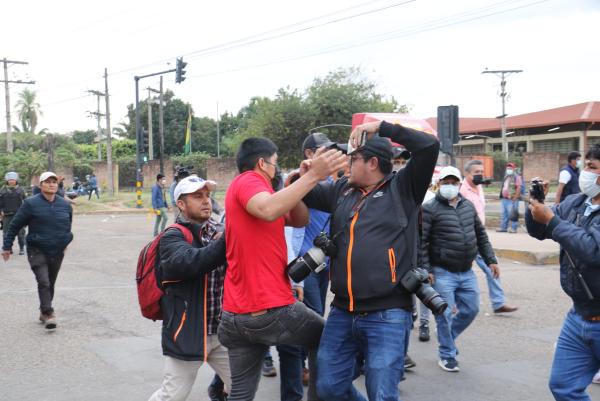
141, 129, 149, 152
437, 105, 460, 154
175, 57, 187, 84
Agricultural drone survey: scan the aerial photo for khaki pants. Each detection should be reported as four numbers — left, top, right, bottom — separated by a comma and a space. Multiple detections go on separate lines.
148, 335, 231, 401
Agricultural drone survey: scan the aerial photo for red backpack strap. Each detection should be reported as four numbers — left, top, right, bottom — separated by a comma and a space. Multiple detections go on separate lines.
167, 223, 194, 244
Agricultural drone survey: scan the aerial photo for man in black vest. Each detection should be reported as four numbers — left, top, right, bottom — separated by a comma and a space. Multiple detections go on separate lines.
555, 151, 582, 205
0, 172, 27, 255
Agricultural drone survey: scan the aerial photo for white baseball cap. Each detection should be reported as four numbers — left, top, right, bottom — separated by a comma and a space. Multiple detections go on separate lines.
174, 175, 217, 201
438, 166, 462, 181
39, 171, 58, 183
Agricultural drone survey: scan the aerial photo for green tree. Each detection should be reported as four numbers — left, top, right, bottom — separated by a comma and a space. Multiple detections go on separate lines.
15, 88, 42, 133
305, 67, 403, 143
72, 129, 97, 144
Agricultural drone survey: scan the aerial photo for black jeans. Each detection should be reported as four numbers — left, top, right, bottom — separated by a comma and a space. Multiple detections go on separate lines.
218, 301, 324, 401
27, 246, 64, 315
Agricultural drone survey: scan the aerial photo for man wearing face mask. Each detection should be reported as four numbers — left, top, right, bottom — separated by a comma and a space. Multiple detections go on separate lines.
421, 166, 498, 372
392, 145, 411, 172
460, 160, 518, 314
555, 151, 582, 205
526, 144, 600, 401
498, 162, 522, 233
152, 174, 170, 236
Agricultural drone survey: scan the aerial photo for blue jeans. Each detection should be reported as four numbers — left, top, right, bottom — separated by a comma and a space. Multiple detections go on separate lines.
475, 254, 505, 310
500, 198, 519, 231
277, 345, 304, 401
317, 306, 412, 401
303, 270, 329, 316
432, 267, 480, 359
549, 309, 600, 401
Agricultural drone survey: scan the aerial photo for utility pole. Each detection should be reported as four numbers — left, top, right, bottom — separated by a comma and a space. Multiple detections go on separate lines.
134, 64, 178, 208
87, 90, 106, 161
216, 102, 220, 157
146, 88, 154, 160
482, 69, 523, 159
159, 76, 165, 174
104, 68, 114, 197
1, 58, 35, 153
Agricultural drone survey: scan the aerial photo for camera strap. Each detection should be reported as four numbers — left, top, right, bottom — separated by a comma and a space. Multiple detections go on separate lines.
327, 177, 390, 241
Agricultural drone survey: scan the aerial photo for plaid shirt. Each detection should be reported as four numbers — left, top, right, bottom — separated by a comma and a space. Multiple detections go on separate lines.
200, 220, 226, 335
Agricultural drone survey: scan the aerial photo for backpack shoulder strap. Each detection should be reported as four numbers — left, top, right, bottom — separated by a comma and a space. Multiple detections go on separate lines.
165, 223, 194, 244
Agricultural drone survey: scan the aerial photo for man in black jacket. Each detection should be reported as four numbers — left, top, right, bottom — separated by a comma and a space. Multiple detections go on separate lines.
148, 175, 229, 401
0, 171, 27, 255
2, 172, 73, 330
302, 120, 439, 401
526, 144, 600, 401
421, 166, 498, 373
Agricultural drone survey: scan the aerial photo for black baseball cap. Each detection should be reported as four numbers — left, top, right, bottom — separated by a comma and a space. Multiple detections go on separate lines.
302, 132, 336, 151
351, 136, 393, 161
392, 146, 411, 160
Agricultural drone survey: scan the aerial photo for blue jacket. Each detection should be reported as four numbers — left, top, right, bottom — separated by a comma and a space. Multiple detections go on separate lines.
560, 164, 581, 202
526, 193, 600, 318
3, 194, 73, 256
152, 184, 167, 209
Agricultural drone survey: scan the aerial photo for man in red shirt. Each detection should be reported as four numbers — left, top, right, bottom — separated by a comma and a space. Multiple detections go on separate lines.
217, 137, 346, 401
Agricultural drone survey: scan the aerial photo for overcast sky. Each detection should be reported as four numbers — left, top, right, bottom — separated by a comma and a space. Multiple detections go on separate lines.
2, 0, 599, 134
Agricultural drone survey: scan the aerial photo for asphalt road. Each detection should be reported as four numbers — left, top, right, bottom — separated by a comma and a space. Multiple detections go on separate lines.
0, 214, 598, 401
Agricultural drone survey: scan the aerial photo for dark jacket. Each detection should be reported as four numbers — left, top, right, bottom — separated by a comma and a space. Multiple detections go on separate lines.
303, 121, 439, 313
526, 193, 600, 319
421, 193, 497, 273
2, 193, 73, 256
560, 164, 581, 202
156, 218, 226, 361
0, 185, 26, 215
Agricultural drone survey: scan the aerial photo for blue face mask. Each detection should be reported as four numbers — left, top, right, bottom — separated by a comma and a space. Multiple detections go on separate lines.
440, 184, 460, 200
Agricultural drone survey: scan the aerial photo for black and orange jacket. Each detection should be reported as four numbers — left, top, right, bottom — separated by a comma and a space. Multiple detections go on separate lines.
303, 122, 439, 313
156, 218, 226, 361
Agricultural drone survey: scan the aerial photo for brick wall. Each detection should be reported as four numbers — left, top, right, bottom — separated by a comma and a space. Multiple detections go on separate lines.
143, 160, 175, 187
92, 161, 119, 192
30, 167, 73, 187
205, 158, 238, 190
523, 152, 568, 182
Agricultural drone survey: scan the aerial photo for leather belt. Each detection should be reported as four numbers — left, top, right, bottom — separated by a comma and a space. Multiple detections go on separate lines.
584, 315, 600, 322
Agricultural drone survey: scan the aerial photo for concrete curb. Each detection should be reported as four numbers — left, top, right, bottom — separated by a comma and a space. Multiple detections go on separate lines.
493, 248, 559, 265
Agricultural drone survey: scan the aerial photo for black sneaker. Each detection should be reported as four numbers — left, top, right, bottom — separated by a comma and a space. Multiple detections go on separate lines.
418, 323, 430, 342
404, 355, 416, 370
207, 385, 227, 401
438, 358, 460, 372
261, 356, 277, 377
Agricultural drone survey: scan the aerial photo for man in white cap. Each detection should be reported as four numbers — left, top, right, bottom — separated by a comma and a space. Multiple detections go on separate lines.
421, 166, 499, 372
2, 172, 73, 330
0, 172, 27, 255
148, 175, 231, 401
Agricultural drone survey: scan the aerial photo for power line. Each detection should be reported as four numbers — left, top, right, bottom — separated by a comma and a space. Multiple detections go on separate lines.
185, 0, 548, 80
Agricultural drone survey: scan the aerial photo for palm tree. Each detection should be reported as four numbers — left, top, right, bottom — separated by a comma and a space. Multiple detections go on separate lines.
15, 88, 42, 133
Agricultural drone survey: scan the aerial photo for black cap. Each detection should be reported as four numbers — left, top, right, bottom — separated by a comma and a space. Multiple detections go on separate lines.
392, 146, 411, 160
352, 136, 393, 161
302, 132, 336, 151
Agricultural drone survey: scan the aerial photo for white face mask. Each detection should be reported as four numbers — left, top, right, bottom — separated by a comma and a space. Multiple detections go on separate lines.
576, 159, 584, 170
579, 170, 600, 199
440, 184, 460, 200
506, 169, 514, 176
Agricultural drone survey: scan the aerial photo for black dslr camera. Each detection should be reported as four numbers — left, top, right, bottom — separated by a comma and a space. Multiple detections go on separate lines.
530, 179, 546, 203
175, 165, 194, 181
401, 268, 448, 315
288, 232, 337, 283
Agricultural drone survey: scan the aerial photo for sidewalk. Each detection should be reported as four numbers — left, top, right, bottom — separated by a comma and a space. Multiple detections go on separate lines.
488, 230, 559, 265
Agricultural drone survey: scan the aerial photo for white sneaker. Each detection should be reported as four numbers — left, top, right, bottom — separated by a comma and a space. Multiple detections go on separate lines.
593, 369, 600, 384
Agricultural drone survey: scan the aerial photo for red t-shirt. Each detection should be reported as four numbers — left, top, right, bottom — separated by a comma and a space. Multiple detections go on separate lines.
223, 171, 294, 313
